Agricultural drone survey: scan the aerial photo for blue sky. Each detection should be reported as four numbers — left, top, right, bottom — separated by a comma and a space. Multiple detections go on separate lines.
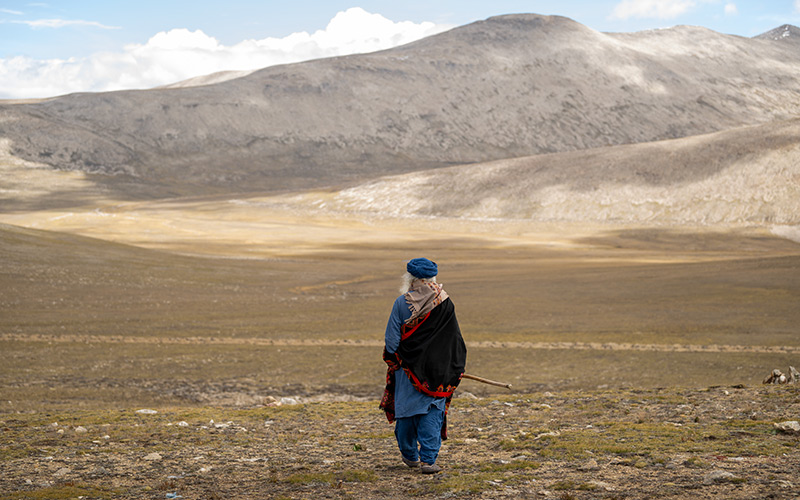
2, 1, 799, 99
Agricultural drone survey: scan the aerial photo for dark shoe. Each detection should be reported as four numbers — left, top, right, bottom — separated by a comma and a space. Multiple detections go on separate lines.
420, 462, 441, 474
402, 457, 420, 468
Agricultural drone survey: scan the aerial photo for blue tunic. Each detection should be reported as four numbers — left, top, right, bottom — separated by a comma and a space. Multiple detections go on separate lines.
385, 295, 447, 418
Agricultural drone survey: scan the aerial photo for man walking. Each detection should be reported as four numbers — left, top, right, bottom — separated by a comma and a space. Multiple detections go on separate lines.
380, 258, 467, 474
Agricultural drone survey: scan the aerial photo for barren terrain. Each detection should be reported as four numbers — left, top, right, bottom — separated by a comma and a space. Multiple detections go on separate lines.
3, 179, 800, 500
2, 12, 800, 500
2, 385, 799, 500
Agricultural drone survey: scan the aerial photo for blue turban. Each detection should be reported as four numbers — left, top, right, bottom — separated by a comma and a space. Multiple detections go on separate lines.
407, 258, 438, 279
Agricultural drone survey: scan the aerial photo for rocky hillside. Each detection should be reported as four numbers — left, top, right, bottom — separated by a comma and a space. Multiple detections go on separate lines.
1, 14, 800, 197
308, 118, 800, 225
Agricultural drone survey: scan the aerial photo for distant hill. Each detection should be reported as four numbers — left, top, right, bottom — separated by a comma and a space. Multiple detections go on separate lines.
316, 119, 800, 225
1, 14, 800, 199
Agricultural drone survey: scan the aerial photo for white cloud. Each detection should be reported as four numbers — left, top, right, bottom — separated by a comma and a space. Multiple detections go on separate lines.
796, 0, 800, 13
1, 8, 24, 15
0, 8, 452, 99
11, 18, 120, 29
610, 0, 696, 20
724, 3, 738, 16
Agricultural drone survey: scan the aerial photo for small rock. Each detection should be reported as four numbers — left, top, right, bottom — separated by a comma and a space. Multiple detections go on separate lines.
144, 452, 162, 461
89, 466, 109, 477
280, 397, 299, 405
588, 480, 615, 491
763, 369, 786, 384
176, 421, 189, 427
74, 426, 87, 434
53, 467, 71, 478
136, 409, 158, 414
263, 396, 279, 406
703, 470, 738, 485
578, 459, 600, 471
775, 480, 793, 489
534, 431, 560, 440
458, 391, 478, 399
774, 421, 800, 434
790, 366, 800, 384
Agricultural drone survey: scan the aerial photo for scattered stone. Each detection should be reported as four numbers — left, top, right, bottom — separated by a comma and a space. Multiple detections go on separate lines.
763, 369, 785, 384
89, 466, 109, 477
263, 396, 279, 406
773, 421, 800, 434
774, 480, 794, 489
176, 421, 189, 427
763, 367, 800, 385
144, 452, 163, 461
534, 431, 560, 440
458, 391, 478, 399
74, 426, 87, 434
578, 459, 600, 471
53, 468, 71, 478
588, 480, 615, 491
280, 397, 299, 405
136, 409, 158, 414
703, 470, 739, 485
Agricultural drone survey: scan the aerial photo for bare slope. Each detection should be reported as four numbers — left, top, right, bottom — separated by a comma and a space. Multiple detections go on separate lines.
320, 119, 800, 225
1, 15, 800, 198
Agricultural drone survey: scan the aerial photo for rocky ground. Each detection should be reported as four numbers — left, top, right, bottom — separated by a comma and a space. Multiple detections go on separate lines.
2, 384, 799, 500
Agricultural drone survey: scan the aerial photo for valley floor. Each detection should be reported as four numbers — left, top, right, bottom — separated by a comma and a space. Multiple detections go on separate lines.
2, 190, 800, 499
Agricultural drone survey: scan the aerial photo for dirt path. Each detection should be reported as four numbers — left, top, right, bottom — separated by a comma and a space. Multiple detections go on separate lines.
3, 333, 798, 354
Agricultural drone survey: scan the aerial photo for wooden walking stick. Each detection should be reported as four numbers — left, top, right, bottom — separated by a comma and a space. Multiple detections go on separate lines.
462, 373, 512, 389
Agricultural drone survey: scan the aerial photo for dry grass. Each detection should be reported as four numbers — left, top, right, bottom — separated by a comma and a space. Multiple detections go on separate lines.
2, 208, 800, 411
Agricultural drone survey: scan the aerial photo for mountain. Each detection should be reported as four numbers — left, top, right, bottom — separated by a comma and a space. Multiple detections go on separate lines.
755, 24, 800, 44
1, 14, 800, 199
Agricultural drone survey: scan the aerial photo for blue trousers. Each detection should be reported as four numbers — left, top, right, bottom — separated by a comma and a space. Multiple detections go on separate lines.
394, 404, 445, 465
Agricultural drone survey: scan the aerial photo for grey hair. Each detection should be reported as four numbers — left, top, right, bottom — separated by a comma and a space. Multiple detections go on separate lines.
399, 272, 437, 294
